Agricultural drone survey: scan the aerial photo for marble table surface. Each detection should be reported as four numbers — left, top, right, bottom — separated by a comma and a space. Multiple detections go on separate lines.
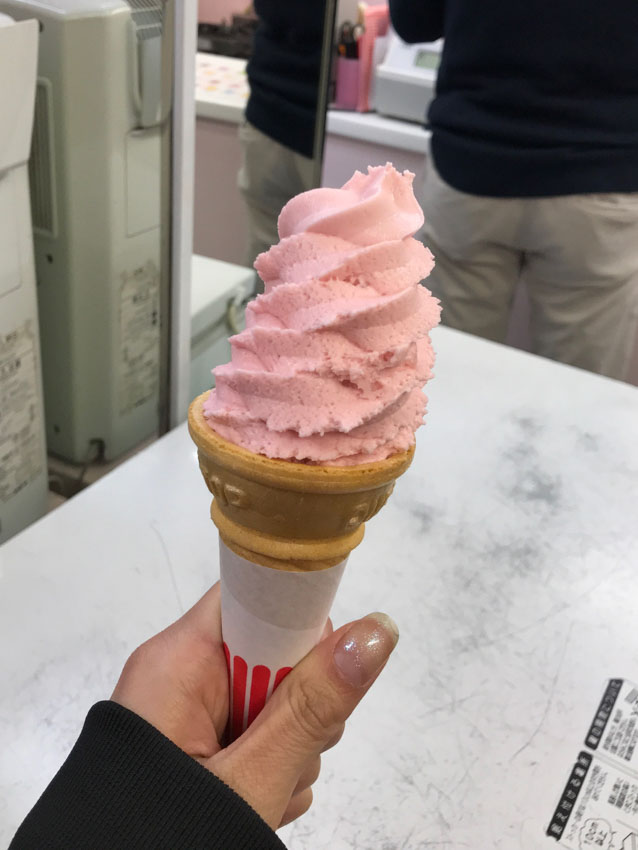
1, 327, 637, 849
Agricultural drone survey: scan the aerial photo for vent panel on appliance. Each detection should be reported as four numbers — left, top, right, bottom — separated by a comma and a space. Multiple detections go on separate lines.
28, 80, 57, 237
125, 0, 164, 39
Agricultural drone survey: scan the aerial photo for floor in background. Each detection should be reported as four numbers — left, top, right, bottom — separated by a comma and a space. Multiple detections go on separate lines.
46, 490, 66, 514
46, 434, 158, 513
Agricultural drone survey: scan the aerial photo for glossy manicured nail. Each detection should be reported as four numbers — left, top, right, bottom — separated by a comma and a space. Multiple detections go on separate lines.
333, 612, 399, 687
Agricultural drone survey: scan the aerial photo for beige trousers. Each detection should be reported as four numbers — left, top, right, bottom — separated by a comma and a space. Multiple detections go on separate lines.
238, 120, 315, 282
422, 156, 638, 381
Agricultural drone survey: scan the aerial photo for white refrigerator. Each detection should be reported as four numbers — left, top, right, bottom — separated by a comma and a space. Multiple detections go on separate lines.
0, 13, 48, 543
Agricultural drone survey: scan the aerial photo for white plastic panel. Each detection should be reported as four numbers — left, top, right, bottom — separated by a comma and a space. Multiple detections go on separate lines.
0, 18, 37, 174
0, 175, 21, 298
125, 127, 161, 235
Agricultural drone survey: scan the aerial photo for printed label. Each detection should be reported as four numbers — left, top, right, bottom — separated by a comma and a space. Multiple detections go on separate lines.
0, 321, 44, 502
223, 641, 291, 739
547, 752, 593, 842
587, 681, 624, 752
118, 260, 160, 416
597, 681, 638, 769
547, 681, 638, 848
548, 751, 638, 848
219, 541, 347, 737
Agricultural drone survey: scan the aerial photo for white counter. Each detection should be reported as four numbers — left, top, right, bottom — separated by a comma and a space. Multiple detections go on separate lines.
2, 327, 638, 848
327, 108, 430, 154
194, 50, 427, 155
195, 52, 248, 124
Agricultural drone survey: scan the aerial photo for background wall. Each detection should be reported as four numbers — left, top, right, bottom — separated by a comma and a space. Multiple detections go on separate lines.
337, 0, 387, 26
198, 0, 249, 24
193, 118, 247, 265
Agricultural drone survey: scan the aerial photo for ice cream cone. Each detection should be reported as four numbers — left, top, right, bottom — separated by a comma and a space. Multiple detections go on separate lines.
189, 392, 413, 568
187, 164, 438, 737
188, 391, 414, 736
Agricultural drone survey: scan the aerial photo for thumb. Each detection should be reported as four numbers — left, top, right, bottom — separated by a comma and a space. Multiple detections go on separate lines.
214, 611, 399, 828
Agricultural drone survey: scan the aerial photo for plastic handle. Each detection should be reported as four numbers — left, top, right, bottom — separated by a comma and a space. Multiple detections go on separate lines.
138, 34, 163, 127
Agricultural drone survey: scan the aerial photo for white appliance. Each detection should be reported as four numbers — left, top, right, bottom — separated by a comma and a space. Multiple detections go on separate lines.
189, 255, 253, 400
0, 0, 170, 463
0, 13, 48, 543
375, 31, 442, 124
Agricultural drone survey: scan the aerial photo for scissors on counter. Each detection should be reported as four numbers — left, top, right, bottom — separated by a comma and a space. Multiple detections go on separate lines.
337, 20, 363, 59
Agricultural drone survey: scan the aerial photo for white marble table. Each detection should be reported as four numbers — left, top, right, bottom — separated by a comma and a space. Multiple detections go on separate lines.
1, 327, 637, 849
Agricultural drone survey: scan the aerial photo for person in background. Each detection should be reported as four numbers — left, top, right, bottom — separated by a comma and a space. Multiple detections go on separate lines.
390, 0, 638, 381
10, 583, 398, 849
240, 0, 326, 280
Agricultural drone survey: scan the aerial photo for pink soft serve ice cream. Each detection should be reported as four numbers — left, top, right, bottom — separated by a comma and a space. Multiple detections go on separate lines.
203, 163, 441, 465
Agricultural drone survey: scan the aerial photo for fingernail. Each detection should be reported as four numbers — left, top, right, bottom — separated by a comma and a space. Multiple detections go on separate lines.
333, 612, 399, 687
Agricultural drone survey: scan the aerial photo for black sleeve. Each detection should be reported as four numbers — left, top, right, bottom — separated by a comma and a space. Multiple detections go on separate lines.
10, 701, 286, 850
389, 0, 445, 43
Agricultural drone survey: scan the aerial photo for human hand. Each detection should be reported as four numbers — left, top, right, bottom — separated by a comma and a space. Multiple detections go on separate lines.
112, 582, 398, 829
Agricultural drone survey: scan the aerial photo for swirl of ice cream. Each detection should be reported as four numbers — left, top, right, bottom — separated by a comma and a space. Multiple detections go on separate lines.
203, 164, 441, 465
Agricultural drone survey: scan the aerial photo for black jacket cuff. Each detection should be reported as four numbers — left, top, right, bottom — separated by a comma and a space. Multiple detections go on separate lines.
10, 700, 286, 850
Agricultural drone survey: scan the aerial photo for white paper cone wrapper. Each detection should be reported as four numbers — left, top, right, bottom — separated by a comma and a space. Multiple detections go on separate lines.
219, 540, 347, 738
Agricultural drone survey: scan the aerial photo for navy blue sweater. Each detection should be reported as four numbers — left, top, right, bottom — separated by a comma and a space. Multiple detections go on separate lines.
390, 0, 638, 197
246, 0, 326, 159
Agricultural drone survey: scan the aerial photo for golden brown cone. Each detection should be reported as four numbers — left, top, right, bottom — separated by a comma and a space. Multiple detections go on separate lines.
188, 392, 414, 571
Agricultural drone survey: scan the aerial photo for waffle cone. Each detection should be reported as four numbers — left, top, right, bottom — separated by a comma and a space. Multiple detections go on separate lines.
188, 392, 414, 571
